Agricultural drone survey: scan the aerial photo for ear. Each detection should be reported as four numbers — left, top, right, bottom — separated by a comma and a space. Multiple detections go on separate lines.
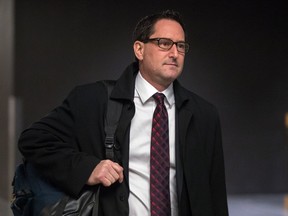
133, 41, 144, 61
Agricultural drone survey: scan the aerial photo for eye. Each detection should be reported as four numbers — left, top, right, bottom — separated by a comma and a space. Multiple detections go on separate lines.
159, 39, 172, 47
177, 43, 185, 49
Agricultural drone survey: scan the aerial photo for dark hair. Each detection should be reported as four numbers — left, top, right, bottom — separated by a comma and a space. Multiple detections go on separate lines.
132, 9, 187, 43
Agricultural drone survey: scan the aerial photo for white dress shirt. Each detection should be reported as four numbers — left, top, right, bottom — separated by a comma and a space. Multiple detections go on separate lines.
128, 72, 178, 216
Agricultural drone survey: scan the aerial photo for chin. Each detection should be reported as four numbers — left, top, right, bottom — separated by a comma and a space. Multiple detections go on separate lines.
167, 70, 181, 79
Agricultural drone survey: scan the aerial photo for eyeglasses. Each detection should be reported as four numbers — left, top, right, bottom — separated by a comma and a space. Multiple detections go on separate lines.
144, 38, 189, 53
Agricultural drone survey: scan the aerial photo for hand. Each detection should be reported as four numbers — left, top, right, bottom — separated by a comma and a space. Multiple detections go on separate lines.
87, 159, 124, 187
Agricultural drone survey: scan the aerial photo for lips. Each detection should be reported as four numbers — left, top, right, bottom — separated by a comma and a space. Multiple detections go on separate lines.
164, 63, 178, 67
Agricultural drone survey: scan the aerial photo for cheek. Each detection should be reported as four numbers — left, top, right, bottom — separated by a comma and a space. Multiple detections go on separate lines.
144, 52, 161, 67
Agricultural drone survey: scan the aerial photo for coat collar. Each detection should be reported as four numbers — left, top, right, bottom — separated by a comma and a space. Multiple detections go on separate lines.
173, 80, 190, 110
111, 61, 192, 112
110, 62, 138, 102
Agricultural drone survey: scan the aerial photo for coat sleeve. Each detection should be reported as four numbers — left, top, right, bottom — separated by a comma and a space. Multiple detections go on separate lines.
18, 84, 105, 197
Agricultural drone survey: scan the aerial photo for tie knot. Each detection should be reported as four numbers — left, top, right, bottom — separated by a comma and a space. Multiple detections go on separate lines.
153, 93, 165, 105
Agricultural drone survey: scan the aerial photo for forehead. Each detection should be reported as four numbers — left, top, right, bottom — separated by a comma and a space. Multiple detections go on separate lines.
152, 19, 185, 40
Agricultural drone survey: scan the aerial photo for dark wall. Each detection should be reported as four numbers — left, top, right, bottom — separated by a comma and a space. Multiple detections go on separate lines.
15, 0, 288, 194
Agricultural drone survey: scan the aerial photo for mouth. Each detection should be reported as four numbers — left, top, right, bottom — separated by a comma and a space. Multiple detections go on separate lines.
164, 63, 178, 67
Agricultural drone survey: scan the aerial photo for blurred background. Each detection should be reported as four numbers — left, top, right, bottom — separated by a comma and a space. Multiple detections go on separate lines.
1, 0, 287, 215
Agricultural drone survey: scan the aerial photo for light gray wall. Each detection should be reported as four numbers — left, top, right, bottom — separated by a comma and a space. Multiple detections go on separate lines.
0, 0, 16, 200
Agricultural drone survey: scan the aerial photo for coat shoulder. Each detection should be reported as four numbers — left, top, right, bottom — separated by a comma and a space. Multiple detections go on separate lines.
177, 85, 218, 116
68, 81, 112, 102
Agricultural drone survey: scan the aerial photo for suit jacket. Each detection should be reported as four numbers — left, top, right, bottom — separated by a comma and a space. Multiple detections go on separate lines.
18, 62, 229, 216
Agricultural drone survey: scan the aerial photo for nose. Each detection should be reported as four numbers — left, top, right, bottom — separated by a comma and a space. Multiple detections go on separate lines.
169, 44, 179, 57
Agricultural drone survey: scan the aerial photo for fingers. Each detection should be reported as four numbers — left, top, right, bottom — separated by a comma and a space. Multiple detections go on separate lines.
87, 160, 124, 187
100, 160, 124, 186
111, 163, 124, 183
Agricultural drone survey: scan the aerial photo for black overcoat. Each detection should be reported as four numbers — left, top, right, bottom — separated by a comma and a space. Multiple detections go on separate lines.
18, 62, 229, 216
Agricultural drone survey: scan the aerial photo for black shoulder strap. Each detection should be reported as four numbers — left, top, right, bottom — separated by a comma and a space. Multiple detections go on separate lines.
101, 80, 123, 161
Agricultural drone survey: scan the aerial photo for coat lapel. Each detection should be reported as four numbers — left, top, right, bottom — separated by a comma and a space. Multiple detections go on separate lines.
175, 105, 193, 205
173, 80, 195, 207
112, 62, 138, 188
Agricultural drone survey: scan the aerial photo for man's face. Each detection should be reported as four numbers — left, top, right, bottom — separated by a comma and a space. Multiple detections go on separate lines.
135, 19, 186, 91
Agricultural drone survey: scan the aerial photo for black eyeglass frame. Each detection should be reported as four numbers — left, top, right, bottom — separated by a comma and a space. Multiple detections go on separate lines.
143, 37, 189, 53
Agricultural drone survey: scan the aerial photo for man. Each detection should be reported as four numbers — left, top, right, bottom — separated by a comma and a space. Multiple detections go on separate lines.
18, 10, 229, 216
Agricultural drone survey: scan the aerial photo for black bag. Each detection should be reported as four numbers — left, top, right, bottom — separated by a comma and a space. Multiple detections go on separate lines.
10, 80, 123, 216
11, 163, 100, 216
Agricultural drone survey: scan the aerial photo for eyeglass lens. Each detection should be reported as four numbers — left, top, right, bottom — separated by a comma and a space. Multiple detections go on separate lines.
158, 38, 189, 53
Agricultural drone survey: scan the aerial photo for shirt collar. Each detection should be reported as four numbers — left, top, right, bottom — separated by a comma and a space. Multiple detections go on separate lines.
135, 71, 175, 107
